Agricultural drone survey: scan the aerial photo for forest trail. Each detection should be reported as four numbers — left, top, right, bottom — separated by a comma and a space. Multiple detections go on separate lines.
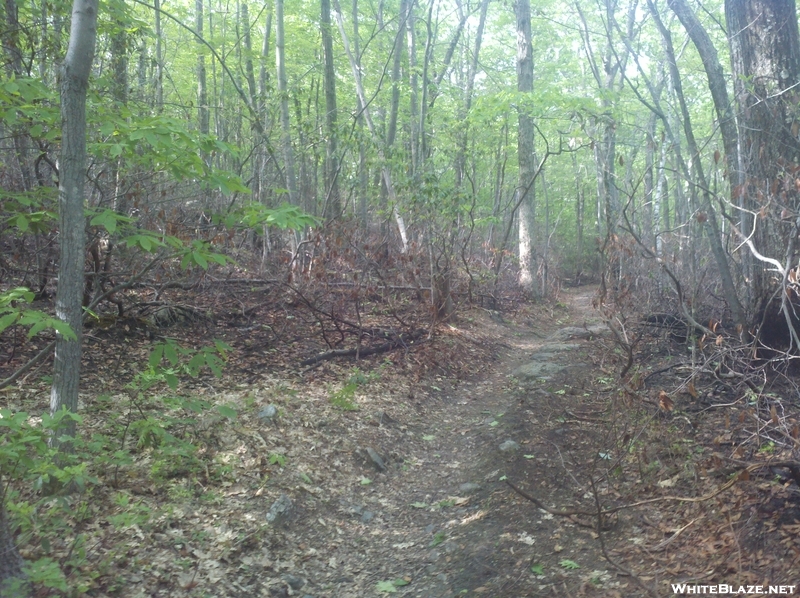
246, 285, 626, 598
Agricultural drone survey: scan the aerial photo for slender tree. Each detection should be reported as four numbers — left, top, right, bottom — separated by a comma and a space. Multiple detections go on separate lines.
196, 0, 209, 137
49, 0, 98, 454
515, 0, 536, 292
321, 0, 340, 217
276, 0, 298, 206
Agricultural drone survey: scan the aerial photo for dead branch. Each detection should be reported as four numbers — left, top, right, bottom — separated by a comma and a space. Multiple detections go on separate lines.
300, 329, 426, 367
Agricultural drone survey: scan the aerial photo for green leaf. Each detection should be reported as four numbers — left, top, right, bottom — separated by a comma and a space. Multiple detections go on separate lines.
531, 563, 545, 576
148, 345, 164, 369
376, 580, 398, 593
410, 502, 428, 509
15, 213, 28, 232
559, 559, 580, 570
217, 405, 237, 419
0, 312, 20, 334
360, 477, 372, 485
422, 435, 436, 441
165, 373, 178, 390
524, 454, 535, 459
163, 342, 179, 366
193, 251, 208, 270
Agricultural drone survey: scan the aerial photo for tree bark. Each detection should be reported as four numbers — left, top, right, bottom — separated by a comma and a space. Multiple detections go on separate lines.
50, 0, 98, 455
196, 0, 209, 137
515, 0, 536, 292
276, 0, 298, 206
154, 0, 163, 112
726, 0, 800, 316
321, 0, 340, 217
0, 475, 25, 594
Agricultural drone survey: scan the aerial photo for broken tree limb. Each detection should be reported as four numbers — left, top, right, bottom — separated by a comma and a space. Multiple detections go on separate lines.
300, 329, 425, 367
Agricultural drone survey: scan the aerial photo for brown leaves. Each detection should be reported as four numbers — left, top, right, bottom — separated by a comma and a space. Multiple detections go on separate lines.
658, 390, 674, 412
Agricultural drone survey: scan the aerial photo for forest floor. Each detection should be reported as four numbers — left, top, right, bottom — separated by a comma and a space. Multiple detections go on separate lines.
4, 283, 800, 597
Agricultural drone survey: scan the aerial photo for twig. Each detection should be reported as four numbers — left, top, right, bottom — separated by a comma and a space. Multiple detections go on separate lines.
643, 518, 698, 552
589, 476, 658, 597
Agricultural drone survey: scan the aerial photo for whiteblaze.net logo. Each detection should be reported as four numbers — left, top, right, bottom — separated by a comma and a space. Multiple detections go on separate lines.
671, 585, 796, 595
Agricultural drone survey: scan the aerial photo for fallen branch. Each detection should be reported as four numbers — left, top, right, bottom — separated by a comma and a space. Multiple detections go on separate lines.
300, 330, 426, 367
506, 459, 799, 517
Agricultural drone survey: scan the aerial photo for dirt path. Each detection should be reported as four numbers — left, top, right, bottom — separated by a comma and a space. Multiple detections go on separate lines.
253, 285, 626, 598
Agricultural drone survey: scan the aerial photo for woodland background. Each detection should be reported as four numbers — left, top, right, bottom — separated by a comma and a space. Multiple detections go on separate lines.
1, 0, 800, 594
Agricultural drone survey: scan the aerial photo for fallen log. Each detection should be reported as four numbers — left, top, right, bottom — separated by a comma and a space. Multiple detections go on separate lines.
300, 329, 426, 367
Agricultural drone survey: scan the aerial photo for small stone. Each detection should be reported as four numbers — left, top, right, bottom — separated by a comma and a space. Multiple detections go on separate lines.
365, 447, 387, 472
425, 524, 435, 534
282, 574, 304, 590
361, 510, 374, 523
459, 482, 481, 494
258, 404, 278, 420
266, 493, 293, 525
499, 439, 520, 452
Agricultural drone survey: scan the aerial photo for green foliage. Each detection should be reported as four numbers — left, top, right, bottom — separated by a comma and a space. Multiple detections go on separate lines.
142, 338, 231, 390
269, 453, 287, 467
376, 578, 410, 593
219, 201, 319, 231
94, 114, 249, 195
0, 287, 76, 340
0, 334, 237, 592
1, 187, 57, 234
329, 382, 359, 411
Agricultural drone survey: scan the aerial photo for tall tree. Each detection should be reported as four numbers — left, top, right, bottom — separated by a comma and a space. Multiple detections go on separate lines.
276, 0, 298, 206
196, 0, 209, 136
154, 0, 164, 112
726, 0, 800, 318
515, 0, 536, 292
50, 0, 98, 455
332, 0, 409, 251
648, 0, 746, 330
321, 0, 340, 217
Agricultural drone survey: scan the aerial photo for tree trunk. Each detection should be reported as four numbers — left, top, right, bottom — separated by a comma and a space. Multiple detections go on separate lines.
3, 0, 34, 191
276, 0, 298, 206
405, 0, 419, 177
321, 0, 340, 218
154, 0, 163, 112
514, 0, 536, 292
50, 0, 98, 455
725, 0, 800, 316
111, 7, 128, 214
352, 0, 368, 227
454, 0, 489, 189
332, 0, 408, 251
0, 476, 25, 593
196, 0, 209, 137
